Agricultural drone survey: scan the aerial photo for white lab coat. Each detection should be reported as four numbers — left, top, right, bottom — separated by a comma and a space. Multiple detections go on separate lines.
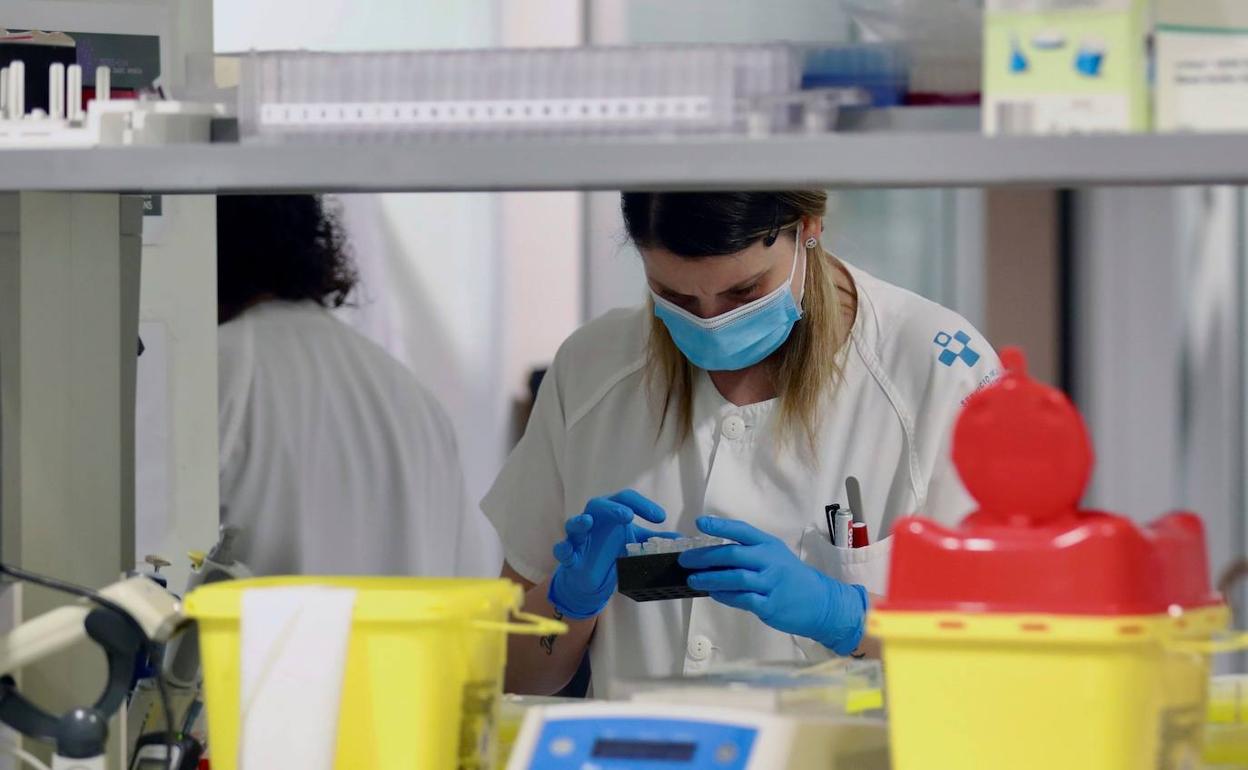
219, 300, 501, 578
482, 263, 1001, 696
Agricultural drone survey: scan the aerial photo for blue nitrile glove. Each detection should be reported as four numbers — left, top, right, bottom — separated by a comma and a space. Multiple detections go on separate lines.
679, 516, 868, 656
548, 490, 675, 619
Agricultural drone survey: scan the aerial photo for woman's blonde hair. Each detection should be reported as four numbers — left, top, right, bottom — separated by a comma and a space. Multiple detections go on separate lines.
621, 191, 852, 454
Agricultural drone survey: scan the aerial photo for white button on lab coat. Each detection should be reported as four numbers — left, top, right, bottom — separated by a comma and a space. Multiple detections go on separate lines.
219, 301, 501, 579
482, 263, 1000, 696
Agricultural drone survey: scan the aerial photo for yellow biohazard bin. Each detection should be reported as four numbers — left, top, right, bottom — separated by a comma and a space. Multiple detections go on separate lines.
184, 576, 566, 770
872, 349, 1228, 770
1204, 673, 1248, 766
871, 610, 1172, 770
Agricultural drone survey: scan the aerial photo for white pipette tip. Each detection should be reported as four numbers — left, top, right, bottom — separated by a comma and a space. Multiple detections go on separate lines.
67, 65, 83, 121
95, 65, 111, 103
49, 62, 65, 120
0, 67, 8, 118
9, 61, 25, 120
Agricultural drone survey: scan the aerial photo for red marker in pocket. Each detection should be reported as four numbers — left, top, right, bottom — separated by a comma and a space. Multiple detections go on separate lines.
850, 521, 870, 548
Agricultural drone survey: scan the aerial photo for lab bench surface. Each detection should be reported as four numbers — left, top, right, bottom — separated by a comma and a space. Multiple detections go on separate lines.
3, 131, 1248, 193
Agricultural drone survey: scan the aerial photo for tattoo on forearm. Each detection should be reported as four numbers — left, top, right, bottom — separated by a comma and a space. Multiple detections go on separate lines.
540, 611, 564, 655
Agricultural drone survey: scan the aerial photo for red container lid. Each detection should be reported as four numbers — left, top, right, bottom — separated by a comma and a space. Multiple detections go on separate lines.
881, 348, 1185, 616
1146, 511, 1221, 609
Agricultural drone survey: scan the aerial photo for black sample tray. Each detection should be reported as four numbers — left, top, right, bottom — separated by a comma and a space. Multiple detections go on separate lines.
616, 551, 707, 602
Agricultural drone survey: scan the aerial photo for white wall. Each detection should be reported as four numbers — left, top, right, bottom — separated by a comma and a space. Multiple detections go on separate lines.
136, 195, 220, 595
590, 0, 850, 44
215, 0, 498, 52
1075, 187, 1246, 655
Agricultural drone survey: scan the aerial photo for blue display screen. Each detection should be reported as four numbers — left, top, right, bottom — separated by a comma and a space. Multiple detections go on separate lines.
592, 739, 697, 761
531, 716, 757, 770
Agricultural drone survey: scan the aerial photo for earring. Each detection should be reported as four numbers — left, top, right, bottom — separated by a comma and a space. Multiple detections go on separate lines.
805, 236, 818, 248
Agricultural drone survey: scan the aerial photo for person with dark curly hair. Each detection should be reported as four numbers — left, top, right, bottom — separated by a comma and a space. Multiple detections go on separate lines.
216, 195, 499, 578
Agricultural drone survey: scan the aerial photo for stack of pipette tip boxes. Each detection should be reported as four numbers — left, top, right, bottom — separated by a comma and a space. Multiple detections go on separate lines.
617, 536, 727, 603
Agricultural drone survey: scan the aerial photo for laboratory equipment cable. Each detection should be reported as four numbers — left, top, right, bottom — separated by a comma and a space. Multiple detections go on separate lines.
0, 563, 176, 770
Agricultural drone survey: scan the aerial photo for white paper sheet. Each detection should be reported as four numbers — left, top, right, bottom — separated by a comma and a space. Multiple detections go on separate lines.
239, 587, 357, 770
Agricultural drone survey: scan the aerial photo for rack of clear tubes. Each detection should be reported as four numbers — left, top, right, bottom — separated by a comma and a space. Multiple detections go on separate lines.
625, 536, 729, 557
234, 44, 809, 143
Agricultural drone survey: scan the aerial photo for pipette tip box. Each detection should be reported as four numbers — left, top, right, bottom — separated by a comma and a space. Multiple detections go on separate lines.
616, 536, 727, 602
617, 552, 707, 602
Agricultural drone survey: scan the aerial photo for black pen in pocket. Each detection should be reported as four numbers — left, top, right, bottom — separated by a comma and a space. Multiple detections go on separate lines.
825, 504, 840, 545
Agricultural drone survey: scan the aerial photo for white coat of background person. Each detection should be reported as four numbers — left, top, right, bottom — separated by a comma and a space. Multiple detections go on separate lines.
216, 195, 500, 578
484, 191, 1002, 697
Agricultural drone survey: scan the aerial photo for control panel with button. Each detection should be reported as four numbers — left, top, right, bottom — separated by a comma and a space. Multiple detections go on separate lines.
505, 702, 888, 770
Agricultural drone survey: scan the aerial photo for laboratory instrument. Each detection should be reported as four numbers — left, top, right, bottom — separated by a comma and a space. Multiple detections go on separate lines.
499, 696, 584, 768
237, 44, 797, 142
234, 44, 884, 143
617, 536, 726, 602
615, 659, 884, 717
0, 574, 185, 770
505, 701, 888, 770
129, 733, 202, 770
128, 526, 252, 760
163, 526, 251, 690
0, 61, 225, 148
873, 347, 1230, 770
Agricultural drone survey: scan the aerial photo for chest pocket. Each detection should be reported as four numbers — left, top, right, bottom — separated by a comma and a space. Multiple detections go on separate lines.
797, 525, 893, 596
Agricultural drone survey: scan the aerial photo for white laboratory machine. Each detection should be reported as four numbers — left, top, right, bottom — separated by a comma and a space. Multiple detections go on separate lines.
0, 575, 185, 770
0, 61, 224, 148
505, 701, 888, 770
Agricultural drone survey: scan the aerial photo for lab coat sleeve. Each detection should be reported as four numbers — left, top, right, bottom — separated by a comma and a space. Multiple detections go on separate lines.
480, 358, 568, 585
910, 321, 1003, 526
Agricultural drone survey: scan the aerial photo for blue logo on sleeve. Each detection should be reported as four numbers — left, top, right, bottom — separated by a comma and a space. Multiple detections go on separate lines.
934, 330, 981, 367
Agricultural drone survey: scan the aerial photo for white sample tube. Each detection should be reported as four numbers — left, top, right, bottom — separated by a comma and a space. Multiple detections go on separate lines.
0, 67, 8, 118
67, 65, 83, 120
625, 543, 642, 557
48, 63, 65, 120
95, 65, 111, 103
9, 61, 25, 119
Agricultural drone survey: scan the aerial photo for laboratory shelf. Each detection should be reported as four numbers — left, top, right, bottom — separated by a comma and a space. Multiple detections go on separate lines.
2, 131, 1247, 193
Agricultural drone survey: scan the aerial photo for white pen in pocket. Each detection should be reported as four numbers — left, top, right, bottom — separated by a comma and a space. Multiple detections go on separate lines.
834, 506, 852, 549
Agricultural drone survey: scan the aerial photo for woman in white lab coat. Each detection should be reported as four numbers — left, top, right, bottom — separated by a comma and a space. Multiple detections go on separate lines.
483, 191, 1000, 696
217, 195, 500, 579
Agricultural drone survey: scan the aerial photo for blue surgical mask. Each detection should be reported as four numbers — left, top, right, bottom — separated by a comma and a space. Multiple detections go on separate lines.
651, 227, 806, 372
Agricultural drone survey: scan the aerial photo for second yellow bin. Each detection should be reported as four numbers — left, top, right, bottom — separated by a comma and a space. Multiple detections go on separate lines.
1165, 604, 1232, 765
183, 576, 565, 770
872, 610, 1177, 770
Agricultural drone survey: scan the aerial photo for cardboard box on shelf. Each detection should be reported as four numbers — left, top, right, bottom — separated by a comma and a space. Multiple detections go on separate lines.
984, 0, 1151, 135
1156, 0, 1248, 132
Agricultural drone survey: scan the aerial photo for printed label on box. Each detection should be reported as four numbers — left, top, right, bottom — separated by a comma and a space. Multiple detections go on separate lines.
987, 94, 1131, 134
1157, 32, 1248, 131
